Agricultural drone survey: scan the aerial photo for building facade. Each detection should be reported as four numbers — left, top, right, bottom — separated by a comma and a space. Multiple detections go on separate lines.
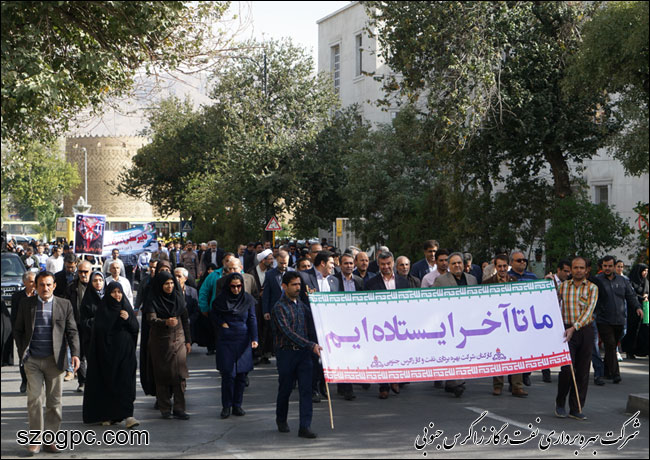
317, 2, 649, 260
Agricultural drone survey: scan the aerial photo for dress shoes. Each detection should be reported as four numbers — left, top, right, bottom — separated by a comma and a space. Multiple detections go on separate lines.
232, 406, 245, 416
343, 391, 356, 401
20, 381, 27, 394
378, 390, 389, 399
390, 383, 400, 394
161, 412, 172, 419
613, 375, 622, 384
453, 385, 465, 398
511, 387, 528, 398
312, 391, 321, 403
433, 381, 444, 389
492, 387, 502, 396
542, 369, 552, 383
298, 427, 318, 439
173, 410, 190, 420
220, 407, 231, 419
43, 444, 60, 453
594, 376, 606, 386
277, 420, 290, 433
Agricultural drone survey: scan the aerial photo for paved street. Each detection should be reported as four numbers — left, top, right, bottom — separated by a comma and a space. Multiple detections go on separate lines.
1, 334, 648, 459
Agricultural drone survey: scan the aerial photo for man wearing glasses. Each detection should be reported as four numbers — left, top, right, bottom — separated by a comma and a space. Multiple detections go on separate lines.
63, 260, 93, 392
508, 251, 538, 281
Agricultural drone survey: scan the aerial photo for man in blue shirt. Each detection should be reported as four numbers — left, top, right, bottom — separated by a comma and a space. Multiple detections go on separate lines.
508, 251, 538, 281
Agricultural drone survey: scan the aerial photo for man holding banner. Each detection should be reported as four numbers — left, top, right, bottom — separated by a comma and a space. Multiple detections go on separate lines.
555, 256, 598, 421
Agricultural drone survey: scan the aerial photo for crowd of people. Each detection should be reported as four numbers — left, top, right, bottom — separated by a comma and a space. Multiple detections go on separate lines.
3, 235, 649, 452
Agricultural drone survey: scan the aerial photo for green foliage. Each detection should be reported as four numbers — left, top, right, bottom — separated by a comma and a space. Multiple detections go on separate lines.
544, 190, 633, 266
365, 1, 613, 199
564, 1, 649, 176
117, 39, 340, 247
1, 140, 80, 222
630, 202, 649, 266
1, 1, 231, 145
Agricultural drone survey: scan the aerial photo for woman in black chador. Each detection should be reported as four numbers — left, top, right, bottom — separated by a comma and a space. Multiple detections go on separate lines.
83, 281, 139, 428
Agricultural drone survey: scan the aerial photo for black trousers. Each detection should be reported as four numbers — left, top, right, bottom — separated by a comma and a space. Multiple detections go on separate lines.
556, 323, 594, 414
596, 323, 624, 378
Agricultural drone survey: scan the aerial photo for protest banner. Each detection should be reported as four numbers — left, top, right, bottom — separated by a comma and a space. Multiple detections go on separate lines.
101, 223, 158, 256
74, 213, 106, 256
310, 280, 571, 383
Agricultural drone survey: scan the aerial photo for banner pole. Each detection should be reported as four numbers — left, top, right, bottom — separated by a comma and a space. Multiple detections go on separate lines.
325, 381, 334, 430
569, 362, 582, 413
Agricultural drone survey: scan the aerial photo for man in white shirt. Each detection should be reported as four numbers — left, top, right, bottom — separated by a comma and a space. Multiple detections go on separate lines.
45, 246, 64, 274
102, 248, 126, 278
107, 261, 134, 306
421, 249, 450, 288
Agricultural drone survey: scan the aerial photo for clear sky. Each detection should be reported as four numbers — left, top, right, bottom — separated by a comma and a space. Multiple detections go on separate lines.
74, 1, 352, 136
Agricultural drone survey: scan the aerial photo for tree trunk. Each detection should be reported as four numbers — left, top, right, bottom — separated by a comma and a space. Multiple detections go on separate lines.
544, 148, 573, 199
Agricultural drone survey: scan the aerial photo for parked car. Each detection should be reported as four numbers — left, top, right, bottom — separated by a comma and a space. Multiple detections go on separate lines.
1, 252, 26, 309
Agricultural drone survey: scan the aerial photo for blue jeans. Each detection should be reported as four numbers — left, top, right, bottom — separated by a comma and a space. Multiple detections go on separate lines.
276, 348, 313, 429
66, 347, 73, 373
591, 322, 604, 378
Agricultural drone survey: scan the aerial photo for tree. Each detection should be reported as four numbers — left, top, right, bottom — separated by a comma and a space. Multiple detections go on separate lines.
1, 1, 231, 145
117, 39, 340, 245
564, 1, 649, 176
1, 140, 80, 236
365, 1, 613, 199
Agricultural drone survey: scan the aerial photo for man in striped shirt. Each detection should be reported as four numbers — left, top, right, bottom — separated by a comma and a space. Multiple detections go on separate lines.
555, 256, 598, 421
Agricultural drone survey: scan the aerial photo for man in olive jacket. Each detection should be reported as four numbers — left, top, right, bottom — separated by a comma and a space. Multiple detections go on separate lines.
14, 271, 80, 454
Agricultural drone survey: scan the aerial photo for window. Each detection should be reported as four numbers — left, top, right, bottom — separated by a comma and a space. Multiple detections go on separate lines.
595, 185, 609, 206
331, 45, 340, 93
355, 34, 363, 77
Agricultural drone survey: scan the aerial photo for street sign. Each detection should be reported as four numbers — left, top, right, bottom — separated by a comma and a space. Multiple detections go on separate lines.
265, 216, 282, 232
181, 220, 193, 232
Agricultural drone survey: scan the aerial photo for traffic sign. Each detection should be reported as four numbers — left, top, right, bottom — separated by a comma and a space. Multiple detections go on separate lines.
181, 220, 193, 232
265, 216, 282, 232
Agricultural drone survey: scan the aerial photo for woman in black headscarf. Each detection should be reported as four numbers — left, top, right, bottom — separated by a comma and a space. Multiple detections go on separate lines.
210, 273, 258, 419
139, 260, 171, 398
144, 270, 191, 420
622, 264, 649, 358
79, 271, 106, 355
83, 282, 139, 428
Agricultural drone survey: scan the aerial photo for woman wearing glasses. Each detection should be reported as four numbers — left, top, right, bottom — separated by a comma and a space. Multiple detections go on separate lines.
210, 273, 258, 419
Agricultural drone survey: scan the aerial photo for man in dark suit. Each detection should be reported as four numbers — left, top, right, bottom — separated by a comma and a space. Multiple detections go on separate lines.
433, 252, 478, 398
11, 271, 37, 393
200, 240, 226, 277
287, 243, 299, 268
262, 251, 293, 322
14, 271, 80, 455
364, 251, 410, 399
409, 239, 439, 281
353, 251, 376, 283
169, 241, 182, 270
63, 260, 92, 392
333, 253, 364, 400
396, 256, 421, 288
463, 252, 483, 284
298, 250, 340, 402
53, 253, 77, 298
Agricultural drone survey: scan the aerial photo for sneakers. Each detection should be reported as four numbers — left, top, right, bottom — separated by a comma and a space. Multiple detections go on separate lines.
555, 406, 568, 418
617, 352, 623, 362
64, 371, 74, 381
125, 417, 140, 429
568, 411, 587, 421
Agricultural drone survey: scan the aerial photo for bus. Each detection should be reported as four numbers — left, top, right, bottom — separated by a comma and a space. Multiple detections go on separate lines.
0, 220, 43, 241
56, 217, 181, 243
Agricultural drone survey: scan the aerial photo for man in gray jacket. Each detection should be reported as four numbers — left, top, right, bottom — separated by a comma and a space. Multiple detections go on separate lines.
14, 271, 80, 455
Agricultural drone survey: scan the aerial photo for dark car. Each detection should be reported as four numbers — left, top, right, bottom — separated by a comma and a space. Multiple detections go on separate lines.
1, 252, 26, 309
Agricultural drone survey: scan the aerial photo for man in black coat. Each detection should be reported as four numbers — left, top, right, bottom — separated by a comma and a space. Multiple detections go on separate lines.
200, 240, 226, 277
10, 271, 37, 392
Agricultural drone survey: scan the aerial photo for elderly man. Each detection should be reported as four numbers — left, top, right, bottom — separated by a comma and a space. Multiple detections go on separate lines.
175, 267, 201, 348
200, 240, 225, 277
14, 271, 80, 454
102, 248, 126, 278
410, 240, 439, 281
396, 256, 421, 288
434, 252, 478, 398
